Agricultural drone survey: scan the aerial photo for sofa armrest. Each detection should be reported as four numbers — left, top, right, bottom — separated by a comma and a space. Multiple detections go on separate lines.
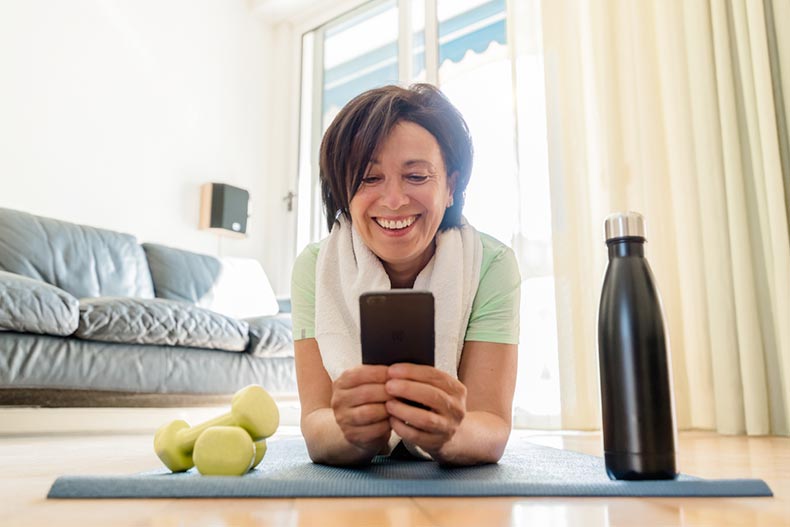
0, 270, 79, 336
245, 314, 294, 358
276, 297, 291, 314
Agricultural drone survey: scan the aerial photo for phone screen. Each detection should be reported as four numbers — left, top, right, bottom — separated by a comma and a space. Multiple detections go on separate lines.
359, 291, 434, 367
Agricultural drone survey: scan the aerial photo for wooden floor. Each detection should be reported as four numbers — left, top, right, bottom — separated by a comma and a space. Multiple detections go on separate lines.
0, 428, 787, 527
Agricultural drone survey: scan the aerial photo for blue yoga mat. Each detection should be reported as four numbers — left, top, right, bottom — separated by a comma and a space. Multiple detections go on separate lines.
47, 437, 773, 499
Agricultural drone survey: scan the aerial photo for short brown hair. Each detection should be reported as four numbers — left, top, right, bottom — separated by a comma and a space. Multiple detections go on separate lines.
319, 83, 473, 232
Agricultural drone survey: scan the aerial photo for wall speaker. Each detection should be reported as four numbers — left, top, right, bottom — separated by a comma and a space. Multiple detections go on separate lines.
199, 183, 249, 238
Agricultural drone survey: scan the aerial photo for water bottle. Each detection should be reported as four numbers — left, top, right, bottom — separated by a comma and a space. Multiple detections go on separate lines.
597, 212, 677, 480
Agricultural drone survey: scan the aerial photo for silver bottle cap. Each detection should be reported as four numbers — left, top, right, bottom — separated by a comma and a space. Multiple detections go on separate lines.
604, 211, 646, 241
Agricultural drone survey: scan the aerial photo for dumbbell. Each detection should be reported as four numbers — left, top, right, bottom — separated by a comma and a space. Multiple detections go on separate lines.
192, 426, 269, 476
154, 384, 279, 472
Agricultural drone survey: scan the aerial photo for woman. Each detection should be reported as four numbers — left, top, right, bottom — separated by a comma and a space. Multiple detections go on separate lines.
291, 84, 520, 466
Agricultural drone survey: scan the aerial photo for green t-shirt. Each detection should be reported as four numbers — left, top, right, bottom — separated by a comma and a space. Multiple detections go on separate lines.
290, 232, 521, 344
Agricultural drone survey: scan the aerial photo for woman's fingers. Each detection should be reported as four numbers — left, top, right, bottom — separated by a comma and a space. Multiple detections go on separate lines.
330, 363, 470, 455
334, 365, 389, 389
335, 402, 391, 427
384, 364, 467, 455
333, 399, 391, 451
341, 419, 392, 450
388, 415, 448, 452
384, 375, 466, 421
332, 364, 392, 410
385, 397, 449, 431
388, 363, 467, 398
331, 365, 393, 452
333, 381, 391, 408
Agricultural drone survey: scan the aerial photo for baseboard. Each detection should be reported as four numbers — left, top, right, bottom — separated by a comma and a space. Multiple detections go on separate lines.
0, 396, 301, 436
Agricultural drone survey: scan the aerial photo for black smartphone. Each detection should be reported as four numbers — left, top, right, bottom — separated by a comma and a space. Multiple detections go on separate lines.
359, 290, 435, 367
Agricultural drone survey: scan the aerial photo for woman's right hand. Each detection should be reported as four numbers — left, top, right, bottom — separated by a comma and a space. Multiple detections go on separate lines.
331, 365, 393, 455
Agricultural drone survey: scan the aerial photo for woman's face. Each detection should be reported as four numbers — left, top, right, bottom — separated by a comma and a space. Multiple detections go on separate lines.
349, 121, 455, 275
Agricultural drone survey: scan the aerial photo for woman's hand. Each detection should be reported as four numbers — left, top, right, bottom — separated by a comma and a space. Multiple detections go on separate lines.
384, 363, 467, 458
331, 365, 393, 456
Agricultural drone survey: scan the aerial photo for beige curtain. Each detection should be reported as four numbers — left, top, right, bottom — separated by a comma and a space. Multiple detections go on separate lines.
539, 0, 790, 435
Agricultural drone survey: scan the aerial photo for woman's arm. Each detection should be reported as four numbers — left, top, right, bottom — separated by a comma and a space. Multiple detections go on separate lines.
385, 340, 517, 465
295, 338, 393, 466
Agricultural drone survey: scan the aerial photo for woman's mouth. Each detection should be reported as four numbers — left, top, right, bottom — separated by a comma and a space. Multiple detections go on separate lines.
373, 215, 419, 232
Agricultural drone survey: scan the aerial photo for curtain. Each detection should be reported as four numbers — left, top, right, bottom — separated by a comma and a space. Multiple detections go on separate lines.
537, 0, 790, 435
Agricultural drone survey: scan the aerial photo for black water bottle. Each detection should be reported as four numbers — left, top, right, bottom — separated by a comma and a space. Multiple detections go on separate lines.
597, 212, 677, 480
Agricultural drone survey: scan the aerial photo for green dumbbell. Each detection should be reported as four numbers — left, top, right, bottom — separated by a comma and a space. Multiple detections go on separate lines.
154, 384, 279, 472
252, 438, 267, 468
192, 426, 269, 476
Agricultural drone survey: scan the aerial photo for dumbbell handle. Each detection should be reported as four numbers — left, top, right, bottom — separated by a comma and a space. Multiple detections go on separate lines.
176, 413, 235, 447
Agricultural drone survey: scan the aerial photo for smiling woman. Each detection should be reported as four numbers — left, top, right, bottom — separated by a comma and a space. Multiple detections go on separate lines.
350, 122, 454, 287
290, 84, 521, 467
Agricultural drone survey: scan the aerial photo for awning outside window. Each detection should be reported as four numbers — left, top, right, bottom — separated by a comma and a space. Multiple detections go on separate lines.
323, 0, 506, 115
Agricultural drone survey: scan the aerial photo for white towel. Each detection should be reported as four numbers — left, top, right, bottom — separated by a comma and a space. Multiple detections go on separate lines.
315, 216, 483, 381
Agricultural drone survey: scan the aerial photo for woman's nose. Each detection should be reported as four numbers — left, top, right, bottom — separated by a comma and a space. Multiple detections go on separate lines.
379, 178, 409, 210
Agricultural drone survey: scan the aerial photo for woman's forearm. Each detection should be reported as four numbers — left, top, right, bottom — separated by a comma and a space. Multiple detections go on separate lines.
301, 408, 384, 466
303, 407, 510, 466
430, 410, 511, 466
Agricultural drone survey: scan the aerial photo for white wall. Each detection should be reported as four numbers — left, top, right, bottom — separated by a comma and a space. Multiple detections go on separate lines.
0, 0, 297, 294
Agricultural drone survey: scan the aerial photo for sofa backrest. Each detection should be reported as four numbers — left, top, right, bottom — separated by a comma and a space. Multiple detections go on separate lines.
0, 207, 154, 299
143, 242, 279, 318
142, 242, 221, 304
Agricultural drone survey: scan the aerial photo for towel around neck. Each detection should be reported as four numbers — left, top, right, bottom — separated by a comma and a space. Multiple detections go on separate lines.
315, 216, 483, 381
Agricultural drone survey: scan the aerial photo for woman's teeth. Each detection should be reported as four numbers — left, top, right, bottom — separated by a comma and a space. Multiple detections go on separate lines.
375, 216, 417, 230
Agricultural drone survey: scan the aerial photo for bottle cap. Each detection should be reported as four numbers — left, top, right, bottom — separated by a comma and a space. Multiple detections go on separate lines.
604, 211, 646, 241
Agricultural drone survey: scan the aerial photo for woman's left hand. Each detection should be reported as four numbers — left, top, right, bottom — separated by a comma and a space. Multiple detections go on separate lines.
384, 363, 467, 457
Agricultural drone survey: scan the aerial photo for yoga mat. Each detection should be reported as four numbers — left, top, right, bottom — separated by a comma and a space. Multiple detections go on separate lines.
48, 437, 773, 499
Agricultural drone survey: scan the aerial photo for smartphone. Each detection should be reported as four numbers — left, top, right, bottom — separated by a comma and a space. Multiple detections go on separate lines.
359, 290, 435, 367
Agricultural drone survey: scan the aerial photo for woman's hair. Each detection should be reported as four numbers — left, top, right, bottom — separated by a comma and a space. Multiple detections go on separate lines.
319, 83, 473, 232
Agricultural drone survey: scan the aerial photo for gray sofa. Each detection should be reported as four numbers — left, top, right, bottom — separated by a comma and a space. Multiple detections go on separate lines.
0, 207, 296, 407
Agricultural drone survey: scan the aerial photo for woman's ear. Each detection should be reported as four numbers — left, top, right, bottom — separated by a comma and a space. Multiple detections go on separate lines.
447, 171, 458, 207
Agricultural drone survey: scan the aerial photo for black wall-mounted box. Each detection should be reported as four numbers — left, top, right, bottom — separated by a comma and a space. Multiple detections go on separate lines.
199, 183, 249, 237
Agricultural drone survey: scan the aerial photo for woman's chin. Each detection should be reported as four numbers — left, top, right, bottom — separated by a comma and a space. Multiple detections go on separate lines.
373, 247, 413, 266
372, 243, 436, 276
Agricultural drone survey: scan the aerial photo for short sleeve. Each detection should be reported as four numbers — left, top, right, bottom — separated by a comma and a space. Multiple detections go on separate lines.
290, 243, 320, 341
464, 234, 521, 344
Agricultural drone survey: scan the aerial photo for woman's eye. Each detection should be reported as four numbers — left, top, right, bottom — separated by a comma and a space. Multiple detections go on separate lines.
361, 175, 382, 184
406, 174, 428, 183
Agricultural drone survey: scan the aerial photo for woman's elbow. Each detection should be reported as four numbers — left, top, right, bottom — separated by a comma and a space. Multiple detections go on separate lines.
307, 448, 375, 467
303, 436, 376, 467
486, 439, 508, 464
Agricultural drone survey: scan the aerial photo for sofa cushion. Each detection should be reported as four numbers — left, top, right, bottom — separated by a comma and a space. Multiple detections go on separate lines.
141, 243, 220, 304
0, 208, 154, 299
75, 297, 249, 352
0, 271, 79, 336
142, 243, 278, 318
245, 314, 294, 358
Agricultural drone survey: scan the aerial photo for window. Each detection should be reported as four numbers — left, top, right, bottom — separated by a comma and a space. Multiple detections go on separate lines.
323, 2, 400, 129
297, 0, 560, 429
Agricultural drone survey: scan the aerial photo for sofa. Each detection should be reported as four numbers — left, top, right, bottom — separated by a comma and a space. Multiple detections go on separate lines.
0, 207, 296, 407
